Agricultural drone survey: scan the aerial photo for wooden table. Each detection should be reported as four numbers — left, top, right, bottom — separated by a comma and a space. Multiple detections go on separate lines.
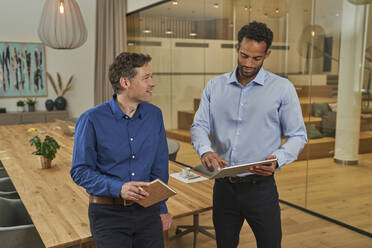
0, 122, 213, 248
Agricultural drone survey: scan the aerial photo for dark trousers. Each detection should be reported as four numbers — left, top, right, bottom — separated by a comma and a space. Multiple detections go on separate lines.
88, 203, 164, 248
213, 176, 282, 248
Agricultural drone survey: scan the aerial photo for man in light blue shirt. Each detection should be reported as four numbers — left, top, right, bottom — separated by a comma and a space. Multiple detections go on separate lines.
191, 21, 307, 248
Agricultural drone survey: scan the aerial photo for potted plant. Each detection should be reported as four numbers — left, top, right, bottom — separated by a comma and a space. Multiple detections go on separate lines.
16, 100, 25, 112
25, 98, 37, 112
29, 135, 60, 169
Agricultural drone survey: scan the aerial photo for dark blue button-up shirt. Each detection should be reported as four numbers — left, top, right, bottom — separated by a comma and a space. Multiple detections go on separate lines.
71, 95, 169, 213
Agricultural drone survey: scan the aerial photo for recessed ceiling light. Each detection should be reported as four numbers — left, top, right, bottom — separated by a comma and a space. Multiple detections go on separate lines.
143, 29, 152, 34
213, 3, 219, 8
189, 32, 197, 37
335, 13, 340, 17
172, 0, 178, 5
165, 30, 173, 35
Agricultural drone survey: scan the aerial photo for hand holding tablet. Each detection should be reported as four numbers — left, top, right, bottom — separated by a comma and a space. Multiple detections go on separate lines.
209, 158, 278, 179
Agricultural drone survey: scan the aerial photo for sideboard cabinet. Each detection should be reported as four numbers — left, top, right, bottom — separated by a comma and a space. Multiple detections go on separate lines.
0, 111, 69, 125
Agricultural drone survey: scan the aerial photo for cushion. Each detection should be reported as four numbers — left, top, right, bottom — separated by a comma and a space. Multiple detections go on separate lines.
312, 102, 331, 117
306, 124, 323, 139
321, 111, 337, 137
328, 103, 337, 112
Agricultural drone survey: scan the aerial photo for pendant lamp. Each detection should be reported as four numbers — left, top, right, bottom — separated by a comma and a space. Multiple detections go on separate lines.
348, 0, 372, 4
38, 0, 87, 49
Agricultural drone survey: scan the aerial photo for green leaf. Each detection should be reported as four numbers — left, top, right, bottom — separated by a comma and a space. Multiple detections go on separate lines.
29, 135, 60, 161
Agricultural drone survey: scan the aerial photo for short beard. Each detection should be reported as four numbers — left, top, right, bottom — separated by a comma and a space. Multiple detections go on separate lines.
237, 63, 262, 81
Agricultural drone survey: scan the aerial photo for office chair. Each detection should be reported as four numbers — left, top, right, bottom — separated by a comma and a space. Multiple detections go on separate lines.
167, 138, 180, 162
0, 168, 8, 178
0, 177, 19, 199
0, 197, 44, 248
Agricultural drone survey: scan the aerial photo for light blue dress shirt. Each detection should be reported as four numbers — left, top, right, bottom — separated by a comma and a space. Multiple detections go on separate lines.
191, 67, 307, 174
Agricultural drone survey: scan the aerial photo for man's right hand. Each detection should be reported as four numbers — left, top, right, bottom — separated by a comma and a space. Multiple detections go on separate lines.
120, 181, 150, 201
201, 152, 228, 172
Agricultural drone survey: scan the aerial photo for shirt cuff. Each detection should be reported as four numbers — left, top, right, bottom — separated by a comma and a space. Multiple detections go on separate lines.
160, 201, 168, 214
110, 180, 124, 198
198, 146, 213, 158
271, 150, 285, 168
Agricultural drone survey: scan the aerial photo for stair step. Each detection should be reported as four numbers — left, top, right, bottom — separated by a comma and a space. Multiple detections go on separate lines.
166, 129, 372, 161
178, 110, 195, 130
295, 85, 333, 98
193, 97, 337, 117
300, 97, 337, 117
178, 110, 322, 130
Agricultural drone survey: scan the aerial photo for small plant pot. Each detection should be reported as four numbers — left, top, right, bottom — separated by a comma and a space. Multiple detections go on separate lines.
28, 104, 35, 112
40, 156, 52, 169
17, 106, 25, 112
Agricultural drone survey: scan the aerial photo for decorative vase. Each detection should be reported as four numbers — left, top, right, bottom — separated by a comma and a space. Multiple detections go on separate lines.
40, 156, 52, 169
45, 99, 55, 111
55, 96, 67, 110
28, 104, 35, 112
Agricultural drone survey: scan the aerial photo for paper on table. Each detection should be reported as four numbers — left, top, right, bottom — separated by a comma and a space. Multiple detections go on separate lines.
170, 172, 208, 184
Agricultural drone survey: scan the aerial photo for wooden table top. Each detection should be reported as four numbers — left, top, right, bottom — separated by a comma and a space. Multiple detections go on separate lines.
0, 122, 213, 248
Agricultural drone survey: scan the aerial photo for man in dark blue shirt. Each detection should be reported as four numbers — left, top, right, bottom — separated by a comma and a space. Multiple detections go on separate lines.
71, 52, 172, 248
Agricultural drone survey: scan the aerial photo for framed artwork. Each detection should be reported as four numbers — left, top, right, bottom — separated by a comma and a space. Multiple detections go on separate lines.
0, 42, 47, 97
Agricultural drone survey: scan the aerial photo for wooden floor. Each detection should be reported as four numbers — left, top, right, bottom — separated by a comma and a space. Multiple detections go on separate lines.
171, 141, 372, 247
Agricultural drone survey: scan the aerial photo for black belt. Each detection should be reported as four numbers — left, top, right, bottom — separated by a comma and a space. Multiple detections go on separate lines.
228, 174, 272, 184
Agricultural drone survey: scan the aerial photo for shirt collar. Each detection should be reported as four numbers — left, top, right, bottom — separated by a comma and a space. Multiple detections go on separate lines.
228, 66, 266, 86
109, 94, 143, 120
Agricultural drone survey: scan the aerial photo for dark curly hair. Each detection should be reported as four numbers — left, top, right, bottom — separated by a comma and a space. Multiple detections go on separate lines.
238, 21, 273, 51
108, 52, 152, 94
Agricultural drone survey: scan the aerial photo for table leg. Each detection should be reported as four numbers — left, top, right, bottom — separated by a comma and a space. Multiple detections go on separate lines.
164, 230, 169, 248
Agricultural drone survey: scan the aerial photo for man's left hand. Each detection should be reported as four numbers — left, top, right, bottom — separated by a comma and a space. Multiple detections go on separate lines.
160, 213, 173, 231
248, 155, 277, 176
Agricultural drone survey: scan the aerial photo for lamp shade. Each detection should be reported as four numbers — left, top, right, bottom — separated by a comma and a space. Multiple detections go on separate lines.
298, 25, 326, 59
38, 0, 87, 49
348, 0, 372, 5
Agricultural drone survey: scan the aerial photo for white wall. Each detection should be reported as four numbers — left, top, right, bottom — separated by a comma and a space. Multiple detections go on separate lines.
127, 0, 163, 13
0, 0, 96, 119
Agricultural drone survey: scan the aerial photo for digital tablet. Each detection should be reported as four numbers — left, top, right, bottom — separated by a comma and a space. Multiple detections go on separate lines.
209, 158, 277, 179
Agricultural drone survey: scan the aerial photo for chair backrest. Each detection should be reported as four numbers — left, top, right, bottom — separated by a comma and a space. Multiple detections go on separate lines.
0, 168, 8, 178
0, 224, 45, 248
0, 197, 33, 227
0, 197, 44, 248
0, 177, 16, 192
167, 138, 180, 162
0, 191, 19, 199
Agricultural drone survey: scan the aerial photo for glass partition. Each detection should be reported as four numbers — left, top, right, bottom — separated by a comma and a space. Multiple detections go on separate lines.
127, 0, 372, 235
